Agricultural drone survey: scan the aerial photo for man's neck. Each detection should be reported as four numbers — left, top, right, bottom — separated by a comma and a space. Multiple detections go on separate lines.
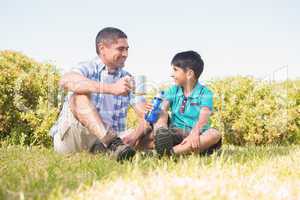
182, 80, 197, 97
105, 65, 119, 74
99, 55, 119, 73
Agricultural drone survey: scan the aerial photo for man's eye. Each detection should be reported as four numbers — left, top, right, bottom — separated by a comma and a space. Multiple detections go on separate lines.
118, 47, 128, 51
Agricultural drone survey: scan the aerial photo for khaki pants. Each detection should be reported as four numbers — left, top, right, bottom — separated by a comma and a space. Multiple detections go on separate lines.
53, 104, 132, 154
53, 104, 99, 154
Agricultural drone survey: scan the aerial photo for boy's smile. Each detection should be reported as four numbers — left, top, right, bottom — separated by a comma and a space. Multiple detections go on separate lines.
171, 65, 188, 85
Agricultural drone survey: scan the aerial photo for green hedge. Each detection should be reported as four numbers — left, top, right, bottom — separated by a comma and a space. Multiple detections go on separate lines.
0, 51, 299, 146
209, 77, 299, 145
127, 77, 300, 145
0, 51, 60, 147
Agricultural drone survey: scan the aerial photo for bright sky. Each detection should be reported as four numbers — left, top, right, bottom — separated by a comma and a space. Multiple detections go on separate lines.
1, 0, 299, 85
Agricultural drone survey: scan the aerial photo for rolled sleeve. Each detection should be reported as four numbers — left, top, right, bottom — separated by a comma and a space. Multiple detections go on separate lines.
70, 62, 93, 78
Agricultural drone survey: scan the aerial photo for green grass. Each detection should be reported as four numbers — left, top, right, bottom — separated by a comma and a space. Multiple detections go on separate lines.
1, 145, 300, 200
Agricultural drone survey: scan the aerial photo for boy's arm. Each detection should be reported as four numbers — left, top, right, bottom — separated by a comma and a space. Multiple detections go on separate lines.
122, 100, 170, 146
191, 106, 211, 133
154, 100, 170, 130
186, 106, 212, 150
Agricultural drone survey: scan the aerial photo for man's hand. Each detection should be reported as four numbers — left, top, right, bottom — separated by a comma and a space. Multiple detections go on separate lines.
122, 132, 139, 147
110, 76, 132, 96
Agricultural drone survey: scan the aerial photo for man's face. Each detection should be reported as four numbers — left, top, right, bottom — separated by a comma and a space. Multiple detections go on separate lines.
99, 38, 129, 69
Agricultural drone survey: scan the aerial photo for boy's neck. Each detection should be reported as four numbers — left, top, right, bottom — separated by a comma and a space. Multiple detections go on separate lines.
182, 79, 197, 97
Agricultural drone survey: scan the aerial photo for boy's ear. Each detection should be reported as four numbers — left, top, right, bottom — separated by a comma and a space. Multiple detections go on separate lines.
187, 69, 195, 80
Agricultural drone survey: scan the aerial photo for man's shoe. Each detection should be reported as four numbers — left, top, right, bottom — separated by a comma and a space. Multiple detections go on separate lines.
89, 140, 107, 154
107, 137, 136, 161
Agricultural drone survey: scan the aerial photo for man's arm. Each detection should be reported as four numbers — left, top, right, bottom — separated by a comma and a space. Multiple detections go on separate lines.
60, 72, 131, 95
122, 101, 151, 146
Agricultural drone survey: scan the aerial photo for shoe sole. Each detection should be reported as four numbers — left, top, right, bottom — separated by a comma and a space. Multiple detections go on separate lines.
154, 131, 173, 156
116, 146, 136, 161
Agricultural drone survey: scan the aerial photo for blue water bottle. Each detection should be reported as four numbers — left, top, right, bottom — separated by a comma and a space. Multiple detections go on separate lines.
145, 91, 164, 125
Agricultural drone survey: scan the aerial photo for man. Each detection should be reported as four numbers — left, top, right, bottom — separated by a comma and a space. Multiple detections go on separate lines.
50, 27, 147, 161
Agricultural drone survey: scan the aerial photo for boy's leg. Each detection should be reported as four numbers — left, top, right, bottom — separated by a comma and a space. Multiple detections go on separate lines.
173, 128, 221, 155
133, 127, 185, 152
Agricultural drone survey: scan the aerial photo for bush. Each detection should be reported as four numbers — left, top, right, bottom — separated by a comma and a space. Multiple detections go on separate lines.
127, 77, 300, 145
0, 51, 299, 146
0, 51, 60, 147
209, 77, 299, 145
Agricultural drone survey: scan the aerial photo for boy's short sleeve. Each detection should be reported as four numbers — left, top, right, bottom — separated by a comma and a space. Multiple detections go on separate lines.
163, 85, 178, 105
201, 88, 213, 111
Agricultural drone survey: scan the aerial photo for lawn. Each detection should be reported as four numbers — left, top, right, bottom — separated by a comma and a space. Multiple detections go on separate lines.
1, 144, 300, 200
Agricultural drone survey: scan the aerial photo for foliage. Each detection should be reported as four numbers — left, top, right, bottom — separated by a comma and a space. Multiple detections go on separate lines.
0, 51, 299, 146
0, 50, 60, 146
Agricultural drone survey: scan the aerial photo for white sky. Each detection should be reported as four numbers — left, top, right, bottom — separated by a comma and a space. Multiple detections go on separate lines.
1, 0, 299, 85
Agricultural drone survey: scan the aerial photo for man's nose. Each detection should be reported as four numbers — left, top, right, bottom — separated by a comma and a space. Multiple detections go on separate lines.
122, 50, 128, 57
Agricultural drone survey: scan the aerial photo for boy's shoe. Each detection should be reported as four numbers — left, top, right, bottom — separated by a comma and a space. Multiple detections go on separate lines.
200, 138, 222, 156
154, 127, 174, 156
107, 137, 136, 161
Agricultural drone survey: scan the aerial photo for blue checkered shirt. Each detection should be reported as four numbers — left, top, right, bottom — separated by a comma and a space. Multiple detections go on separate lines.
50, 57, 141, 137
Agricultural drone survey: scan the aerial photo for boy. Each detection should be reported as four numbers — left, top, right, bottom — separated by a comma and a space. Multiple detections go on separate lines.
152, 50, 222, 156
123, 51, 221, 156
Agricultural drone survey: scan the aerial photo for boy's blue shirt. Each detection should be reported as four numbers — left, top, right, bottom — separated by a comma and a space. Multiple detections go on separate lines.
163, 82, 213, 133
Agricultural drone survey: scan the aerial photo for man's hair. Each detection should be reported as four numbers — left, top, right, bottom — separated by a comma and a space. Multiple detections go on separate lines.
95, 27, 127, 55
171, 51, 204, 79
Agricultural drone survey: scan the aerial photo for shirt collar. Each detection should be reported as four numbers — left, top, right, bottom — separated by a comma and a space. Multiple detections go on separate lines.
177, 82, 202, 98
95, 57, 123, 78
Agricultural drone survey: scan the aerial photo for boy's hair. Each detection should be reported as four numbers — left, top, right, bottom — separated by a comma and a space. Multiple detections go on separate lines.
95, 27, 127, 55
171, 51, 204, 79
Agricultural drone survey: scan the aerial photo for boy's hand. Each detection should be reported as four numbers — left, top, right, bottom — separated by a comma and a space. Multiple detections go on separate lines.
143, 102, 153, 114
190, 130, 201, 150
181, 129, 200, 151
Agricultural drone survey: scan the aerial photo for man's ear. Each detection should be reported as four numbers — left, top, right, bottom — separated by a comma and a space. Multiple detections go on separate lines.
98, 42, 104, 55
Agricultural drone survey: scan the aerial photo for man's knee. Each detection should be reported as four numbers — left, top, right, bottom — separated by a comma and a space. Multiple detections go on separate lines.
69, 94, 93, 116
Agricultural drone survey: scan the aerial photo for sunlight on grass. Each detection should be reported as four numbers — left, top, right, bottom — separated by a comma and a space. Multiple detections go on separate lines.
1, 145, 300, 200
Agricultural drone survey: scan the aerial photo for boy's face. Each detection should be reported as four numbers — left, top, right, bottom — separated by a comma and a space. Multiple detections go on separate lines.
171, 65, 189, 85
